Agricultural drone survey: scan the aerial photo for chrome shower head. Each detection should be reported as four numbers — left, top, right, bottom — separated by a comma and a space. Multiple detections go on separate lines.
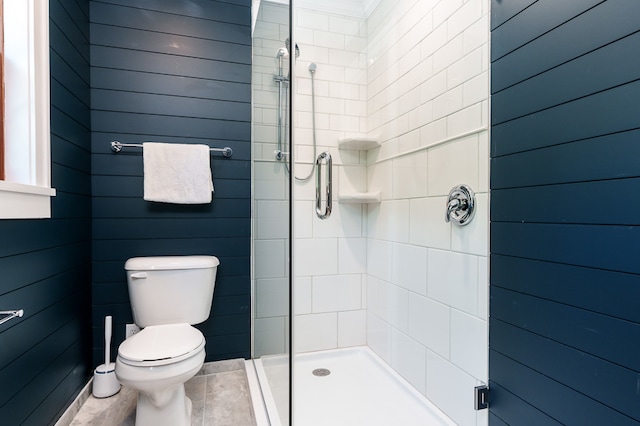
285, 38, 300, 58
309, 62, 317, 74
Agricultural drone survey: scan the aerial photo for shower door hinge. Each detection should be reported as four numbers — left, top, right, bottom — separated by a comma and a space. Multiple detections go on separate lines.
474, 385, 489, 410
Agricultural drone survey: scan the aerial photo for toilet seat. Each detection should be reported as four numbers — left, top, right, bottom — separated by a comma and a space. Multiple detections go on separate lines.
118, 323, 205, 367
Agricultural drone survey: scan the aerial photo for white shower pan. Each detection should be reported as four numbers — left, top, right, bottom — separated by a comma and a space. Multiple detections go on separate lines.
254, 346, 456, 426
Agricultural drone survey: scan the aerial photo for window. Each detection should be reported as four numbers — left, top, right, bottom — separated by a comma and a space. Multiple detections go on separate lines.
0, 0, 55, 219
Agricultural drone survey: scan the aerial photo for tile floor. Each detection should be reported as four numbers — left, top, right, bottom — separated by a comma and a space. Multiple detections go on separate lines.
65, 359, 256, 426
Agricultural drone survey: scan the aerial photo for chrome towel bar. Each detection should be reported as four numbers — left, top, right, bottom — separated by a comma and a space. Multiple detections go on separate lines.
0, 309, 24, 326
110, 141, 233, 158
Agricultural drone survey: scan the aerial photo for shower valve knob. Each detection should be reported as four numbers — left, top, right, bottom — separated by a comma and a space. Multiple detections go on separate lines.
445, 184, 476, 225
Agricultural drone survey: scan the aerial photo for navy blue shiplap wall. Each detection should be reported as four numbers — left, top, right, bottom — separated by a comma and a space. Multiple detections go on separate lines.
89, 0, 252, 365
490, 1, 640, 424
0, 0, 93, 424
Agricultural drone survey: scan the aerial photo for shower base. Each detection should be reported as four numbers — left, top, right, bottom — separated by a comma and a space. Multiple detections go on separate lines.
253, 346, 455, 426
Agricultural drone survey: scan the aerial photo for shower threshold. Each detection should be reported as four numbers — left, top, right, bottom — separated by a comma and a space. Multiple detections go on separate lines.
253, 346, 455, 426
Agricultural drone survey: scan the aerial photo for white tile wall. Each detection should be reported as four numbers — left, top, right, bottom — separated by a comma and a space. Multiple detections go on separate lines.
254, 0, 490, 424
364, 1, 489, 425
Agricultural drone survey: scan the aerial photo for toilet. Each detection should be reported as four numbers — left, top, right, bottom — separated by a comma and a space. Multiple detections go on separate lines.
115, 255, 219, 426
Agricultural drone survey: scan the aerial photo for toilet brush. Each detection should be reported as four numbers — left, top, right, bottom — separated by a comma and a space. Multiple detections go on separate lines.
92, 315, 121, 398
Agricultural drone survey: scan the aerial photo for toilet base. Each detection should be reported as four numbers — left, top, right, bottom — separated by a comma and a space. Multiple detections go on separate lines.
135, 384, 192, 426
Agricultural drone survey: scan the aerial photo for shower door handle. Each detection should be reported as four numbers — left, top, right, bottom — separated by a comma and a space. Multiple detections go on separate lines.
315, 152, 332, 219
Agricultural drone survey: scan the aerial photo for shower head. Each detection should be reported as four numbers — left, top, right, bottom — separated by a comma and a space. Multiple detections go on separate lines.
285, 38, 300, 58
309, 62, 317, 74
276, 47, 288, 58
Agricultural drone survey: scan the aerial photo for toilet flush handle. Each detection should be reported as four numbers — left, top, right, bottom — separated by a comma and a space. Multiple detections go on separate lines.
130, 272, 147, 279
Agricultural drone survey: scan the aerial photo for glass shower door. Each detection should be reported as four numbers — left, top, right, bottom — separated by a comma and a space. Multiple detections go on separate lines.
251, 1, 292, 424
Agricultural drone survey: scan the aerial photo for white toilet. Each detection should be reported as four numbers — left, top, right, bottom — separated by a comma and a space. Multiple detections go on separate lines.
115, 255, 219, 426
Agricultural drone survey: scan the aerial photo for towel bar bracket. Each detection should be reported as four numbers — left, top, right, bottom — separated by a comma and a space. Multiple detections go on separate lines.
110, 141, 232, 158
0, 309, 24, 326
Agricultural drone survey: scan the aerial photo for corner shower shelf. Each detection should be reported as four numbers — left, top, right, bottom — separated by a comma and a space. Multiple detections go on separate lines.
338, 192, 381, 204
337, 137, 380, 151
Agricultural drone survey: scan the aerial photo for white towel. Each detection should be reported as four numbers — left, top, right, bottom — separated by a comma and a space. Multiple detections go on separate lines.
143, 142, 214, 204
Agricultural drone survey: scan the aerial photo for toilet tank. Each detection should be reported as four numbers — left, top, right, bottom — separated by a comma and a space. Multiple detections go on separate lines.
125, 256, 219, 327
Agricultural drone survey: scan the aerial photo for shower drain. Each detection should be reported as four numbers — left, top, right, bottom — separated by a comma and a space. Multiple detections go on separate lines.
312, 368, 331, 377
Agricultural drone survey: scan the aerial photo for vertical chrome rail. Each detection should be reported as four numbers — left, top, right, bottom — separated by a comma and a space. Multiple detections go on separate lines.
315, 152, 332, 219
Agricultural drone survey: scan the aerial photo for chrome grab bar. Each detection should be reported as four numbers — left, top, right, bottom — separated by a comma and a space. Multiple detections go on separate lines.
315, 152, 332, 219
0, 309, 24, 326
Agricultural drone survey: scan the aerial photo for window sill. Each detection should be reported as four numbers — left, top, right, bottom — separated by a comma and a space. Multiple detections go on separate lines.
0, 181, 56, 219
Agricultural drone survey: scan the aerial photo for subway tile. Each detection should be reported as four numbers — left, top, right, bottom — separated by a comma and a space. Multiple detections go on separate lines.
367, 311, 392, 364
329, 16, 364, 37
420, 23, 448, 61
433, 34, 465, 75
312, 274, 363, 313
426, 350, 478, 426
392, 150, 429, 199
432, 85, 464, 120
409, 196, 451, 249
408, 293, 450, 359
391, 328, 427, 394
294, 313, 337, 352
329, 49, 362, 68
447, 0, 483, 40
256, 200, 289, 239
477, 130, 489, 193
427, 134, 479, 196
295, 276, 312, 315
419, 118, 448, 148
344, 35, 367, 53
255, 278, 289, 318
427, 249, 479, 316
408, 101, 434, 131
338, 310, 367, 347
462, 71, 488, 106
463, 15, 488, 55
294, 238, 338, 276
385, 282, 409, 333
448, 49, 483, 90
254, 239, 285, 279
338, 238, 367, 274
446, 103, 483, 137
450, 309, 488, 380
254, 317, 286, 357
313, 203, 363, 238
451, 192, 488, 256
392, 242, 428, 295
366, 200, 410, 243
314, 29, 345, 50
477, 256, 488, 320
297, 9, 329, 31
339, 164, 367, 194
433, 0, 464, 26
366, 238, 393, 282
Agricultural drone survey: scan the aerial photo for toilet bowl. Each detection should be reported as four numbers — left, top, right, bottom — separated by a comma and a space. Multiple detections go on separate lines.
116, 324, 205, 426
115, 256, 219, 426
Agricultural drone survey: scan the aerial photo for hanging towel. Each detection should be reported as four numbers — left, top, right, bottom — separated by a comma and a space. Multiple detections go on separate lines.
143, 142, 214, 204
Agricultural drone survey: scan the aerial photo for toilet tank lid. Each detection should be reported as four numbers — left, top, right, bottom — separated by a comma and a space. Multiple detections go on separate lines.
125, 256, 219, 271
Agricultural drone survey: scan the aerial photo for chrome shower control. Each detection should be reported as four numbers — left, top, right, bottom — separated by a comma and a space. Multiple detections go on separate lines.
445, 184, 476, 226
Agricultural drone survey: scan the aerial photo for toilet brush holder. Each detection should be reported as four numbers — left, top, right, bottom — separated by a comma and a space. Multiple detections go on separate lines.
92, 315, 121, 398
93, 363, 120, 398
